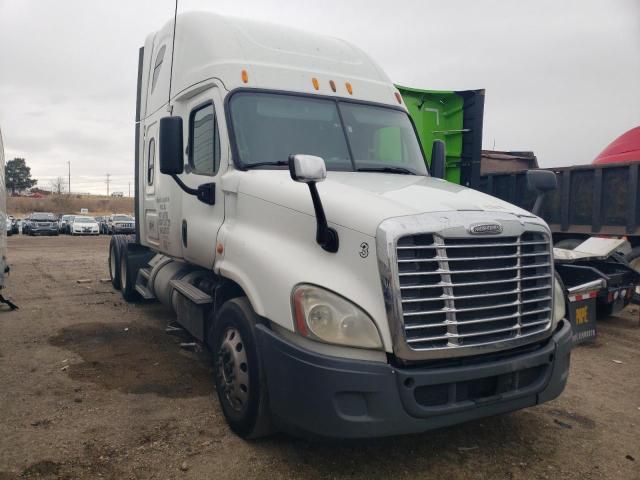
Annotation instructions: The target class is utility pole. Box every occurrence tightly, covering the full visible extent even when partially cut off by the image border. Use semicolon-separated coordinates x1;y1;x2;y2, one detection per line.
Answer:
128;181;131;197
67;161;71;194
106;173;111;196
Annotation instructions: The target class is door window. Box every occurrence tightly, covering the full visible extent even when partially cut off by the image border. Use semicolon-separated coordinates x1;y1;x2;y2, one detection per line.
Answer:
189;103;220;175
147;138;155;185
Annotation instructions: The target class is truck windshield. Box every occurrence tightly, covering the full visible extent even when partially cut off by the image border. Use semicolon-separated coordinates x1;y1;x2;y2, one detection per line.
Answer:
229;92;428;175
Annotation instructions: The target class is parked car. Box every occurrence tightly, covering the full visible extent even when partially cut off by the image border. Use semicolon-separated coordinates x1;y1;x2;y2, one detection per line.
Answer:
24;212;58;236
10;217;20;235
99;217;110;234
107;214;135;234
94;216;108;234
5;216;12;236
70;216;100;236
59;214;75;234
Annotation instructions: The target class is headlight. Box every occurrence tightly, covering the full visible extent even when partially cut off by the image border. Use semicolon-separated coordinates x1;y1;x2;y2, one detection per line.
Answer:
553;275;566;326
292;285;383;350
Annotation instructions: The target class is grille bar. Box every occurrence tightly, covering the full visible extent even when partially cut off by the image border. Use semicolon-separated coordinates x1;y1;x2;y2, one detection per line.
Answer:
406;319;551;344
403;296;551;317
399;274;552;290
401;285;550;303
399;263;551;277
398;252;549;263
405;308;552;330
397;240;548;250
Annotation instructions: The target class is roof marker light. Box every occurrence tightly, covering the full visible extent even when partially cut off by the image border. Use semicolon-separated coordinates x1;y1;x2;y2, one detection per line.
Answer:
312;77;319;90
241;69;249;84
395;92;402;104
345;82;353;95
329;80;336;92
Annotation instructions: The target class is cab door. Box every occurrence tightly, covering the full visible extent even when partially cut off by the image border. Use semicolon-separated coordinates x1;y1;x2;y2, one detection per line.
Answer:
179;85;227;268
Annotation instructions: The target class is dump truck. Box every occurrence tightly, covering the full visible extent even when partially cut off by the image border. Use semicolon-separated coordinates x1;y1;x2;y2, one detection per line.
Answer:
108;13;571;439
397;86;640;334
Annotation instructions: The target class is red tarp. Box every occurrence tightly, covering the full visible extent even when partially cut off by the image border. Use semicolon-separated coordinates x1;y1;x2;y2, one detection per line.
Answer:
592;126;640;165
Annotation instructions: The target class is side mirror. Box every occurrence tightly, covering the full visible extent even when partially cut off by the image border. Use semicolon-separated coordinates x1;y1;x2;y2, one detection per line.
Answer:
527;169;557;193
526;169;557;216
159;116;184;175
430;140;446;179
288;154;338;253
288;154;327;183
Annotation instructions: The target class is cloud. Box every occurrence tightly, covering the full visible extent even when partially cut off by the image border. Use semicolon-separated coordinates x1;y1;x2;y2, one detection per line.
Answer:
0;0;639;194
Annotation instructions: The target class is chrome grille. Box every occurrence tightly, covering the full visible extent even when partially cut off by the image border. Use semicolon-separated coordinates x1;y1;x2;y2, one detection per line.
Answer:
396;232;553;352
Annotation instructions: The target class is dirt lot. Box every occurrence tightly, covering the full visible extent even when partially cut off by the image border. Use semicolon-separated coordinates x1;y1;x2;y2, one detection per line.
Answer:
0;235;638;479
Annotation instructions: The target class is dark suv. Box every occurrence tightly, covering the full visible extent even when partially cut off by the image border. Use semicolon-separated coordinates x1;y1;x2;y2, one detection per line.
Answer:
24;212;59;236
107;214;135;234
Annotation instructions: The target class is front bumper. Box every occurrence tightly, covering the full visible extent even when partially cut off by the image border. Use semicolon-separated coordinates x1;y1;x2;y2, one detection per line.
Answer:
30;227;58;235
256;319;572;439
113;227;135;234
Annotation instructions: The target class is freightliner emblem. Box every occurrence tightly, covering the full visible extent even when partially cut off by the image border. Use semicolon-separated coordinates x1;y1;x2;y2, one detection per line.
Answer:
469;222;503;235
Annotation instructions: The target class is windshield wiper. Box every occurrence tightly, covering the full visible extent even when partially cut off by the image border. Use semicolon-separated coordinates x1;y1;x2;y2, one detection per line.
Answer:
356;166;417;175
244;161;289;169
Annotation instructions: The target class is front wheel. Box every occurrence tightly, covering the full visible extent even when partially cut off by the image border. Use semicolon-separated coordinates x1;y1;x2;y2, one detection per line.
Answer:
210;298;273;439
108;236;121;290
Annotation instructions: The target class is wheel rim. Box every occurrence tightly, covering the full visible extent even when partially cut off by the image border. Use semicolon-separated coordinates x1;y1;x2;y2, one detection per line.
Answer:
217;327;250;412
109;244;117;280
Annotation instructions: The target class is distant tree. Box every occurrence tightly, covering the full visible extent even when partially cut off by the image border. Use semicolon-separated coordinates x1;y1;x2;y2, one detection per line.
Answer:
5;158;37;195
50;176;66;195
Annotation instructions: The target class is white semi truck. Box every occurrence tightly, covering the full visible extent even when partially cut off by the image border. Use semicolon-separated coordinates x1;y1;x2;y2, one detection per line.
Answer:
109;12;571;438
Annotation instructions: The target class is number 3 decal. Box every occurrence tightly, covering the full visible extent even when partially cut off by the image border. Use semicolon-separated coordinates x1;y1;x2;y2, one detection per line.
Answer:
359;242;369;258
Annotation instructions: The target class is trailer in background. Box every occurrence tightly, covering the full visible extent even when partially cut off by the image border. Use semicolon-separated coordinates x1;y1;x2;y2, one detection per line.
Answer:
395;86;485;186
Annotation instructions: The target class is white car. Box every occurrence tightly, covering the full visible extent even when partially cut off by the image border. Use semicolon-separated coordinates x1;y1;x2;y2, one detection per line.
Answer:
70;216;100;235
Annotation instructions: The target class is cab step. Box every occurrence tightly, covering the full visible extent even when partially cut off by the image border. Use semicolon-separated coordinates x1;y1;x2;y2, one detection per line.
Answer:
170;279;213;342
170;279;213;305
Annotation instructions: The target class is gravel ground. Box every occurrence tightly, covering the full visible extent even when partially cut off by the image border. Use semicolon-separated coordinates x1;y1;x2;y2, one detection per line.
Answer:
0;235;638;479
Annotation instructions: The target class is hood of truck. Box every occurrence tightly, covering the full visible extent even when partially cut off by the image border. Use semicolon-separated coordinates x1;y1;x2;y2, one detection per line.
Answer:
232;170;534;236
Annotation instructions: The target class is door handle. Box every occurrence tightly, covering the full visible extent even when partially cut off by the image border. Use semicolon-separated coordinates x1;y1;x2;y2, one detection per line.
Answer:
182;219;188;247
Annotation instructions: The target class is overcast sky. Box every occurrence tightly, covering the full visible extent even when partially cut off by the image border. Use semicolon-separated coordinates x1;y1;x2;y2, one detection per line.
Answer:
1;0;639;194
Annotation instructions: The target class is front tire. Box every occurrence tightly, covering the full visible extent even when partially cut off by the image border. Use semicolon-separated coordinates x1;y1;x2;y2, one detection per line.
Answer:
109;236;122;290
210;298;273;439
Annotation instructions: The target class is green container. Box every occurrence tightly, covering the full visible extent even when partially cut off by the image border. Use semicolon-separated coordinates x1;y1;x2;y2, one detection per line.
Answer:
396;85;485;186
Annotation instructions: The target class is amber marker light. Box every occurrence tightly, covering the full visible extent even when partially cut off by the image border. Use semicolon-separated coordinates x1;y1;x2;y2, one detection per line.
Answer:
312;77;319;90
329;80;336;92
395;92;402;104
345;82;353;95
292;289;309;337
216;243;224;254
241;69;249;83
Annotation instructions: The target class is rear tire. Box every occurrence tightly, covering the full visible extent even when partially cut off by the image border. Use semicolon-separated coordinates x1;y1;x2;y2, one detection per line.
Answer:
109;236;123;290
210;298;274;439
